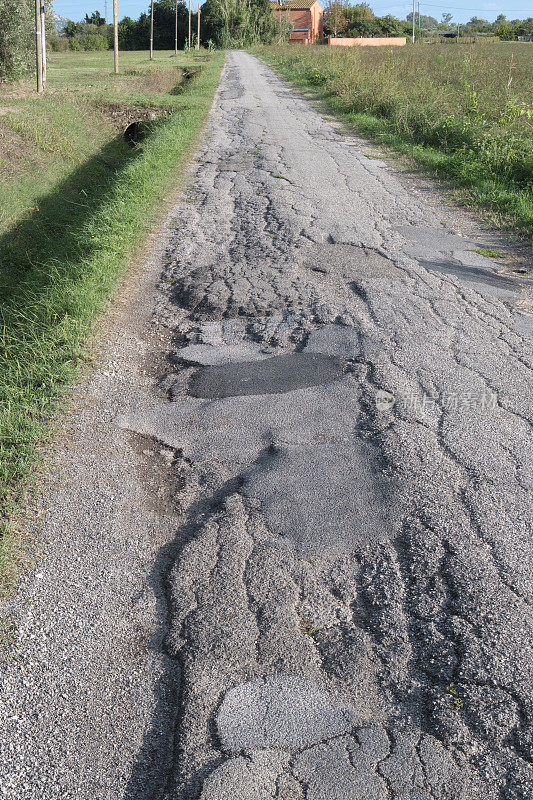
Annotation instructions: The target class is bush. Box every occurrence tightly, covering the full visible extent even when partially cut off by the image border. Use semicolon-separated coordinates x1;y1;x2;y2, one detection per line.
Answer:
48;34;70;53
0;0;34;82
70;34;109;52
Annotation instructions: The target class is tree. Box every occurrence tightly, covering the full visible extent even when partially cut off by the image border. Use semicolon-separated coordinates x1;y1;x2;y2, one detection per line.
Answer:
201;0;277;48
406;12;437;32
460;16;490;35
0;0;35;82
495;20;515;40
377;14;404;36
438;12;453;30
85;11;106;26
344;3;373;35
345;3;373;23
515;17;533;37
468;16;488;27
324;0;349;38
343;5;405;38
152;0;187;49
64;20;78;37
117;2;189;50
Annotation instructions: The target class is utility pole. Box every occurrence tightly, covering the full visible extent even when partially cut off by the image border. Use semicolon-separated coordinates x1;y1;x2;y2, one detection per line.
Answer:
417;0;420;30
150;0;154;59
104;0;108;23
412;0;415;43
35;0;43;93
175;0;178;55
40;1;46;86
188;0;191;49
113;0;118;73
196;3;201;50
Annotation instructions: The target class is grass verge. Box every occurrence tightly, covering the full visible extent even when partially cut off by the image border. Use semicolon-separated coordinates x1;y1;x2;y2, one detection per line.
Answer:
0;50;224;596
251;43;533;238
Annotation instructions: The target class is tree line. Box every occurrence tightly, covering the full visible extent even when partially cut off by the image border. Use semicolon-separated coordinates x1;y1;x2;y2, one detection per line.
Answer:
323;3;533;41
55;2;533;50
47;0;278;51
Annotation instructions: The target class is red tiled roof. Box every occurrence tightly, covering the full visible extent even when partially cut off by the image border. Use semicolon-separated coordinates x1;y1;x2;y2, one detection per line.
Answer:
269;1;322;9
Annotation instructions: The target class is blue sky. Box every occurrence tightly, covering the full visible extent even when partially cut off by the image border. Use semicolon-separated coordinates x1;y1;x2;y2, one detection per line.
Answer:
53;1;532;24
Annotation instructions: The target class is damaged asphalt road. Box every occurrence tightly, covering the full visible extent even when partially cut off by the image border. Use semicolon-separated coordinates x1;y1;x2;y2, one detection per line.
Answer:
1;52;532;800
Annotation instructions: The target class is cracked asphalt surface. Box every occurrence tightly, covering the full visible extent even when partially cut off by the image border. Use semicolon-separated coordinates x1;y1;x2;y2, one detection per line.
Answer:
1;52;532;800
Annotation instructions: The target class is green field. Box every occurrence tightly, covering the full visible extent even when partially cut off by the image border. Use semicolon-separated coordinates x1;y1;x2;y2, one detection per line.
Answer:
253;42;533;237
0;49;224;593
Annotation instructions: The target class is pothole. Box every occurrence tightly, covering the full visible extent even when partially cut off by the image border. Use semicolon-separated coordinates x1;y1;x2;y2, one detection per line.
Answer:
188;352;344;399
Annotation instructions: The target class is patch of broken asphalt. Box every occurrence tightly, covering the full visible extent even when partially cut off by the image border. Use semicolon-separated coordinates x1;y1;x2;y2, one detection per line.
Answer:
0;51;531;800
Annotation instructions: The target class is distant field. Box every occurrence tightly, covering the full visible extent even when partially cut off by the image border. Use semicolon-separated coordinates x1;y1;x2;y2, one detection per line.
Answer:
0;49;224;593
254;42;533;236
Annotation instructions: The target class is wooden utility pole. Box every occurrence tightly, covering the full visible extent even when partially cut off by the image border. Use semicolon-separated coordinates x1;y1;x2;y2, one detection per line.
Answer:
35;0;43;93
150;0;154;59
175;0;179;55
113;0;119;73
40;1;46;85
188;0;191;49
196;4;201;50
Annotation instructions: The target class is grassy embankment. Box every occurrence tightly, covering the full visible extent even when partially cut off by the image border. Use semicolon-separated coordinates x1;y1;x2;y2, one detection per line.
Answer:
253;43;533;237
0;49;224;593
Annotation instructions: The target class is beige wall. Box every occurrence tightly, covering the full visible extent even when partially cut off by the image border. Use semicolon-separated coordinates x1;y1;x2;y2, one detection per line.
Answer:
328;37;406;47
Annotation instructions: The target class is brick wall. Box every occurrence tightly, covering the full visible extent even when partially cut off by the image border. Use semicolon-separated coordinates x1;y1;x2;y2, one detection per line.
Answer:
272;5;322;43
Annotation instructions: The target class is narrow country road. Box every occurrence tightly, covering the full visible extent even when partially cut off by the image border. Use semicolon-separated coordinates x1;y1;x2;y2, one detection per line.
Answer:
0;52;531;800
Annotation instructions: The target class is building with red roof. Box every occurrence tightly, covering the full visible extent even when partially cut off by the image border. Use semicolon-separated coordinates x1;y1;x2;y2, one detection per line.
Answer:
269;0;323;44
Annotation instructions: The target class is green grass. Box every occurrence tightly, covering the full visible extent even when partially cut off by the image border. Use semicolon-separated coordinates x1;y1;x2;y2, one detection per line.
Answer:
252;42;533;238
471;247;507;258
0;49;224;594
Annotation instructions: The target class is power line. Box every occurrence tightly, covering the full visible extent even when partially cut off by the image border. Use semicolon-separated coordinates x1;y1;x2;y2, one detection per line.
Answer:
371;1;530;10
423;3;529;10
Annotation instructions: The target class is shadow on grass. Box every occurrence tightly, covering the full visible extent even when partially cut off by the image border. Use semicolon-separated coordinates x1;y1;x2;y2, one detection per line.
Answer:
0;132;144;506
0;134;138;309
169;67;201;96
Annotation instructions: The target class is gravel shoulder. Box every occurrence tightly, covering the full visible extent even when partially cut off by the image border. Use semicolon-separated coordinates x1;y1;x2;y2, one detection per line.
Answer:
0;51;531;800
